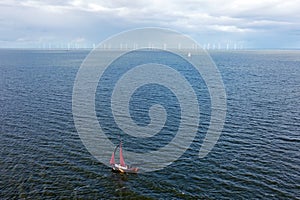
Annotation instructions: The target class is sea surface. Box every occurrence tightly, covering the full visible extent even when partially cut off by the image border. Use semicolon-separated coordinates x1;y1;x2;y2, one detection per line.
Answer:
0;49;299;199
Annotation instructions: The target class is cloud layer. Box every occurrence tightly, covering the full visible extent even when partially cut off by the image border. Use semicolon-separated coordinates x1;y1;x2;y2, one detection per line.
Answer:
0;0;299;48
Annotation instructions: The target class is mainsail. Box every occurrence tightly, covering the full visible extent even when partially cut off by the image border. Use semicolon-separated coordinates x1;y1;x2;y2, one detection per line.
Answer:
109;151;115;165
119;142;126;167
110;144;119;165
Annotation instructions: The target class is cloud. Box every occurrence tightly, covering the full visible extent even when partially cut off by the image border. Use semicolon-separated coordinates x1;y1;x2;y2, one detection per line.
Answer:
0;0;299;48
71;37;86;43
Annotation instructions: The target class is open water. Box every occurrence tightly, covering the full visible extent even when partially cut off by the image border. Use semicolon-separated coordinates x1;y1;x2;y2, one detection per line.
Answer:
0;49;299;199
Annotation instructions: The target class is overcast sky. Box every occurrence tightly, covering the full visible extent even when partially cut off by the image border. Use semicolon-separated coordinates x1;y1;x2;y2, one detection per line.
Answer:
0;0;299;49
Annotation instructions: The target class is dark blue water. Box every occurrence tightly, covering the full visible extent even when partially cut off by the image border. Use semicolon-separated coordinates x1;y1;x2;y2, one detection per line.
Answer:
1;49;299;199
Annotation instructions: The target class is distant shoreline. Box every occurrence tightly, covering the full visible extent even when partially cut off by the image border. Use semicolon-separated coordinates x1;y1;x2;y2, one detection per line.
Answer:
0;48;299;51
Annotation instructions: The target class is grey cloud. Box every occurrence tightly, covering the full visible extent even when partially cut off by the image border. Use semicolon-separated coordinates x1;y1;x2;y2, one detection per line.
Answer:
0;0;299;48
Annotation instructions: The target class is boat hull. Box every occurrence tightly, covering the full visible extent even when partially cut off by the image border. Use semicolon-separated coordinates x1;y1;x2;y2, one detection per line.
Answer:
112;165;139;174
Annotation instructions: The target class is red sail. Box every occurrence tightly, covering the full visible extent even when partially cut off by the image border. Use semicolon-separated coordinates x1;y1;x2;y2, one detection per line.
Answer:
119;142;126;167
109;151;115;165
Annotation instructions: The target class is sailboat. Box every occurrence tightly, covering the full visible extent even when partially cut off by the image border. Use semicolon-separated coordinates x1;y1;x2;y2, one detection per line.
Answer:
110;141;139;173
